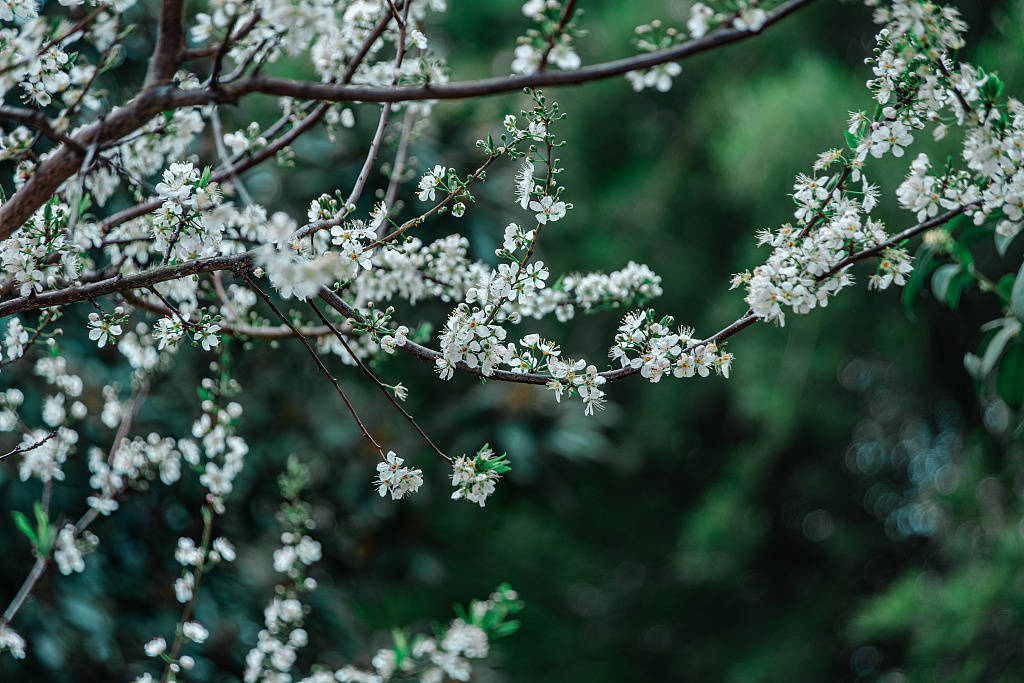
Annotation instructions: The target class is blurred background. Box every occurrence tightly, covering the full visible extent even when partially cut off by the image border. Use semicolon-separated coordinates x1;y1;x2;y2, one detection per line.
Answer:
3;0;1024;680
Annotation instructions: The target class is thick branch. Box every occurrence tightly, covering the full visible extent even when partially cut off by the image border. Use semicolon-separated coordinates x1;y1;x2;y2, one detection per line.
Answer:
146;0;187;87
0;106;85;153
0;254;252;317
99;3;404;233
0;0;810;240
0;87;211;239
223;0;815;104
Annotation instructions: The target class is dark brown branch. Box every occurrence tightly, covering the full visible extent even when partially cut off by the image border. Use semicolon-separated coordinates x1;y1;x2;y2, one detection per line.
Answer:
222;0;815;104
0;106;86;153
0;254;253;318
99;4;404;233
0;431;58;462
145;0;187;87
208;15;239;87
817;203;975;282
0;87;212;239
0;0;810;240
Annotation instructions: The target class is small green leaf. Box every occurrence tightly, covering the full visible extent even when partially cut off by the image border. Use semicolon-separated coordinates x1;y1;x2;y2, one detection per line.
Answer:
491;620;521;638
453;603;468;622
391;628;409;659
198;165;212;189
34;502;51;553
844;129;859;150
931;263;962;307
12;511;37;547
980;318;1021;377
995;230;1018;257
1011;261;1024;323
947;270;971;310
998;273;1016;302
997;343;1024;409
964;352;982;378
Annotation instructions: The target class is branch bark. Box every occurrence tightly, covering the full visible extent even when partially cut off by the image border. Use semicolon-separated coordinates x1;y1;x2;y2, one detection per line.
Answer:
222;0;815;104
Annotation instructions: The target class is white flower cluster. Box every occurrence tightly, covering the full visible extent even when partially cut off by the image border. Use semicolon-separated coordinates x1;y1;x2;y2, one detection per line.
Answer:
190;0;450;97
87;433;183;515
373;451;424;500
152;162;227;264
611;311;733;383
506;334;606;414
192;386;248;499
244;462;322;683
625;3;766;93
511;1;581;75
0;625;26;660
334;584;521;683
348;234;488;308
151;306;222;352
2;354;88;482
435;303;513;380
735;0;1023;332
53;524;99;576
3;318;28;363
740;190;898;325
512;260;663;322
0;211;68;297
257;199;378;301
417;164;447;201
84;300;129;344
865;2;1023;242
0;388;23;432
172;536;235;604
450;445;510;507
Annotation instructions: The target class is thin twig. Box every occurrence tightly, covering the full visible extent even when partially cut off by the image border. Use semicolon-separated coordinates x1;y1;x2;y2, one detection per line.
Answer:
308;299;450;461
245;275;385;455
0;431;58;462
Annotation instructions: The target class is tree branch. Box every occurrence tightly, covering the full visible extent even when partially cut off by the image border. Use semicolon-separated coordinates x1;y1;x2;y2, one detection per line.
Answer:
146;0;187;87
223;0;816;104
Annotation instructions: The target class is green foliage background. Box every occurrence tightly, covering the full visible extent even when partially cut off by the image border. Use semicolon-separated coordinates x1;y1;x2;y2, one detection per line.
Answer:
3;0;1024;680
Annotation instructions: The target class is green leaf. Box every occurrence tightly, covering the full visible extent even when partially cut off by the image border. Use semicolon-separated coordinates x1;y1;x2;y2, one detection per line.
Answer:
931;264;962;309
491;620;521;638
1010;261;1024;323
948;270;972;310
391;628;409;665
198;165;211;189
964;352;982;378
982;71;1005;99
12;511;37;547
452;603;468;622
843;129;859;150
995;230;1018;257
77;193;92;217
980;318;1021;377
997;343;1024;409
998;273;1016;302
